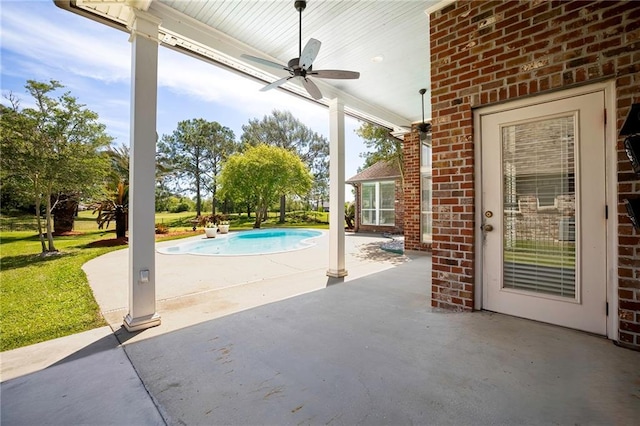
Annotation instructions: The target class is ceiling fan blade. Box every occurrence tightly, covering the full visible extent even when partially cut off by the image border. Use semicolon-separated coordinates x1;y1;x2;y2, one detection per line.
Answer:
299;38;321;70
241;54;290;71
302;77;323;100
308;69;360;80
260;76;292;92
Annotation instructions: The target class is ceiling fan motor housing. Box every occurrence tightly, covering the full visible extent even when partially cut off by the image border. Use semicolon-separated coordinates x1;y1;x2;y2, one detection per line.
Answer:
288;58;312;76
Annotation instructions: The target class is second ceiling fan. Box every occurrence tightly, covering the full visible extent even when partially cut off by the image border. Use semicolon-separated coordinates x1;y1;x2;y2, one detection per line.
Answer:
241;0;360;100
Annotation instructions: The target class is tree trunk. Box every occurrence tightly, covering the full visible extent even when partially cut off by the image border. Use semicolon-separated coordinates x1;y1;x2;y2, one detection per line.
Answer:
196;189;202;217
52;192;78;234
195;167;202;217
115;207;127;239
45;187;57;252
247;203;251;218
253;206;262;228
212;185;217;216
33;180;47;253
279;195;286;223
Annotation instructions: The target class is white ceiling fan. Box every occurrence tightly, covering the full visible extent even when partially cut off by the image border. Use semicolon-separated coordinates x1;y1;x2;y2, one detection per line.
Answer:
241;0;360;100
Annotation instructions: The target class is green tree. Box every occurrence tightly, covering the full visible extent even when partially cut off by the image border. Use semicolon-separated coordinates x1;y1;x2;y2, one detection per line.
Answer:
106;144;130;184
0;80;111;253
92;181;128;238
219;144;313;228
240;110;328;222
90;145;130;238
356;122;404;182
157;119;236;217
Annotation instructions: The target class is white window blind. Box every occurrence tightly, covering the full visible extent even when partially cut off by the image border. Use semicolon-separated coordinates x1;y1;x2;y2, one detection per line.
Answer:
501;116;576;299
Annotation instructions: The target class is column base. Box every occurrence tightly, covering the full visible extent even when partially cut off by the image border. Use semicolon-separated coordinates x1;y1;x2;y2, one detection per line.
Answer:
326;269;348;278
123;312;161;332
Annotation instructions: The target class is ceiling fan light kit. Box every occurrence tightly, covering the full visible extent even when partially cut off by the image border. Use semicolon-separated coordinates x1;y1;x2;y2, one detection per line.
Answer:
241;0;360;100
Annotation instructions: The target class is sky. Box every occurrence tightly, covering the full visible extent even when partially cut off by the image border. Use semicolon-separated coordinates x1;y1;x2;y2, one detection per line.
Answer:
0;0;371;201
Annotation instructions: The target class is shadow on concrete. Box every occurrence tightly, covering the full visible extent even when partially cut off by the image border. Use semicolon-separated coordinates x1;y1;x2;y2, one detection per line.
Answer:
349;241;410;266
47;333;121;368
1;331;164;425
4;253;640;425
116;255;640;425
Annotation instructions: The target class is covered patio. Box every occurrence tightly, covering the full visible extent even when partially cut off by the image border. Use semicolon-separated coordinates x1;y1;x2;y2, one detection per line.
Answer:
53;0;435;332
3;252;639;424
7;2;631;423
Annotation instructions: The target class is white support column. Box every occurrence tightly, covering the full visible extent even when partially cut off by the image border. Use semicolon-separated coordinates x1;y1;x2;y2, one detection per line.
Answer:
124;10;162;332
327;98;348;279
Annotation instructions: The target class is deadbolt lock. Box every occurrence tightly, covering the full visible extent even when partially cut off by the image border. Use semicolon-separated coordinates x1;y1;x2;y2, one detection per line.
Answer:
484;211;493;218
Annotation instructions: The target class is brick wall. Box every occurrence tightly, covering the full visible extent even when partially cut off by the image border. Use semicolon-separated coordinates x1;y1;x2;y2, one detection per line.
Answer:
428;0;640;346
404;128;432;251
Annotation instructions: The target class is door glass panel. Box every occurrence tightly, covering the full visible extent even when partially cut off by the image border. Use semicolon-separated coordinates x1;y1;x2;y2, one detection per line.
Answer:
421;176;432;242
502;116;576;298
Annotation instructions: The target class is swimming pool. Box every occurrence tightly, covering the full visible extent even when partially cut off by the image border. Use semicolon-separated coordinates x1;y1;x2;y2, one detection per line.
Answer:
157;228;324;256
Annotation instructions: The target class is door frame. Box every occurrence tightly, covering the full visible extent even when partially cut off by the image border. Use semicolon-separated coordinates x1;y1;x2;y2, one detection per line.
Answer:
473;81;618;339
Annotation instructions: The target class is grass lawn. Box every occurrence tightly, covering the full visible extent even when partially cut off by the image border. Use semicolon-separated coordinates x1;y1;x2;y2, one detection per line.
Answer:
0;210;329;351
0;230;119;351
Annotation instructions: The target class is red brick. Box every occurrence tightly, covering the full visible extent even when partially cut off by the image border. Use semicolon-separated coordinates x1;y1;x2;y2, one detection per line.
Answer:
425;0;639;335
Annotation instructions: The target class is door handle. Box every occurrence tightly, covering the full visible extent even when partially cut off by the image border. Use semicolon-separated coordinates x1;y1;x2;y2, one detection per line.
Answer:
482;224;494;232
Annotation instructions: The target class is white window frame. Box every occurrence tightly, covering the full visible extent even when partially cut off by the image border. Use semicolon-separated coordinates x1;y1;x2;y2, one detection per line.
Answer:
361;180;395;226
421;135;433;242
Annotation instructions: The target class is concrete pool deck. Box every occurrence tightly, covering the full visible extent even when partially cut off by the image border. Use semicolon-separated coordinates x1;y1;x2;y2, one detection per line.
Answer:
82;230;410;336
1;231;411;383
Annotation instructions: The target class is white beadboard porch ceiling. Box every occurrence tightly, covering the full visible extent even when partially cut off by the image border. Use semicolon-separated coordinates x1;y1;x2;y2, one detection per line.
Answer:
56;0;447;131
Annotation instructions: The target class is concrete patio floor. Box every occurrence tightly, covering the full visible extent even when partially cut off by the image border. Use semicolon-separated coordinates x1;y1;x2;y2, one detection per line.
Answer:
2;232;640;425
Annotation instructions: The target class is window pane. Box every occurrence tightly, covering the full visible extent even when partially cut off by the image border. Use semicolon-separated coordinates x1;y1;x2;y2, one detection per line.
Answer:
421;176;432;211
362;183;376;209
380;209;395;225
502;116;576;299
380;182;395;209
421;176;432;242
421;137;432;168
421;212;432;242
362;209;376;225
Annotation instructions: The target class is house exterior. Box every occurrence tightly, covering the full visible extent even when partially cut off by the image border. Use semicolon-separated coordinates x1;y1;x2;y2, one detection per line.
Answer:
347;160;404;234
57;0;639;351
402;0;640;349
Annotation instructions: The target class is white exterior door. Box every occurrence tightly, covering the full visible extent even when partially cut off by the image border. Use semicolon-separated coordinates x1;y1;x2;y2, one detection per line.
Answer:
479;90;607;335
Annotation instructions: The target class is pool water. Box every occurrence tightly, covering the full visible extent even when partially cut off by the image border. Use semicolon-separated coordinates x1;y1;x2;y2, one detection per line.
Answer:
158;229;324;256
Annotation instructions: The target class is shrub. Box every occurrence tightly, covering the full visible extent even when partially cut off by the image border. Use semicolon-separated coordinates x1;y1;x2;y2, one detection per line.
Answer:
155;223;169;234
170;201;191;213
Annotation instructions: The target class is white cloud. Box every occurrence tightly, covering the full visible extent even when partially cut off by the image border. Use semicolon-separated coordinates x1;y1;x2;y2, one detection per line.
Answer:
1;3;131;84
0;1;369;188
157;48;331;132
1;2;341;134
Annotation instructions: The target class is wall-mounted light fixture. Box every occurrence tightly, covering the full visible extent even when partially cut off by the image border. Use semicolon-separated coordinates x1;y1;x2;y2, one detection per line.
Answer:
620;103;640;230
625;199;640;231
620;103;640;175
417;88;431;135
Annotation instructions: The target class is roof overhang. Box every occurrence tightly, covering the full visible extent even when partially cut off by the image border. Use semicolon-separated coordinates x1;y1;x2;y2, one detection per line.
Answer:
54;0;446;132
